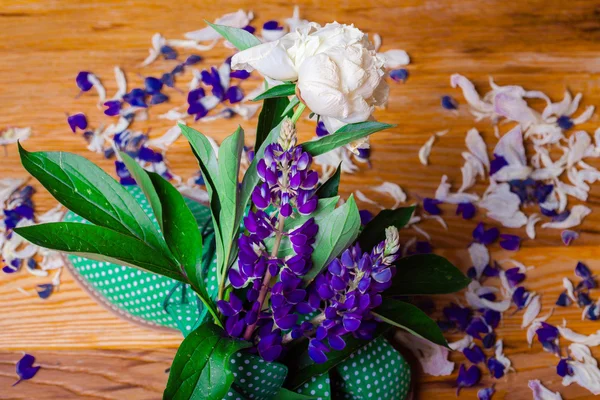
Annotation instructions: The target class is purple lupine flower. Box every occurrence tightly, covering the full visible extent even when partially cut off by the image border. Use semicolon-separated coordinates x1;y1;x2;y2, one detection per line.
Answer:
472;222;499;245
499;234;521;251
463;345;485;364
103;100;121;116
67;113;87;133
390;69;409;83
13;354;40;386
456;202;476;219
76;71;93;92
441;95;458;110
456;364;481;394
302;227;401;363
423;198;442;215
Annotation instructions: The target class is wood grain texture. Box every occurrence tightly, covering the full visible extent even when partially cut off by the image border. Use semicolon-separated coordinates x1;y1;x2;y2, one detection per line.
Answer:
2;0;600;398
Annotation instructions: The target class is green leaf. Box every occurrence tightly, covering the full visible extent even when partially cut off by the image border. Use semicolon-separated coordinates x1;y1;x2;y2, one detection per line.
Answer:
206;22;262;51
14;222;183;282
216;127;244;269
388;254;470;295
253;83;297;101
148;173;203;291
315;163;341;199
280;96;300;117
357;206;416;252
18;144;167;254
373;298;449;348
301;195;361;284
255;96;292;151
284;326;388;390
163;323;251;400
302;121;395;156
274;388;317;399
120;152;164;231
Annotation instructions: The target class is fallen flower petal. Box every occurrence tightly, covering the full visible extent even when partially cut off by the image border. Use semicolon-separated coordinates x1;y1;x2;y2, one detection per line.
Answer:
456;364;481;395
67;113;87;133
13;354;40;386
499;234;521;251
542;205;591;229
528;380;563;400
562;343;600;395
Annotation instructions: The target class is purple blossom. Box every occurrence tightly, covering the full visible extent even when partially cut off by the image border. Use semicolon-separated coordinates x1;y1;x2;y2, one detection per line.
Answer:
225;86;244;103
575;262;592;279
577;291;592;307
499;234;521;251
504;267;525;287
187;88;208;119
472;223;499;245
561;230;579;246
103;100;121;116
144;77;163;94
536;322;560;354
243;25;256;34
466;317;490;339
489;155;508;176
483;309;501;329
441;95;458;110
201;67;225;99
557;115;574;130
67;113;88;133
390;69;409;83
76;71;93;92
482;332;496;349
508;179;552;204
442;303;472;331
456;364;480;394
263;20;283;30
13;354;40;386
512;286;530;310
423;198;442;215
487;357;505;379
463;345;485;364
456;203;476;219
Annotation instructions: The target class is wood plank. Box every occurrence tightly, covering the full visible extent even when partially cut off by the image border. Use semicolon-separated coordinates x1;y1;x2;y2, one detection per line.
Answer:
2;0;600;399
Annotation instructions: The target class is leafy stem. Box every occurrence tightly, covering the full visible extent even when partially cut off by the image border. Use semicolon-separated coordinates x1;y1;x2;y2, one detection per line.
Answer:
291;103;306;124
242;213;285;340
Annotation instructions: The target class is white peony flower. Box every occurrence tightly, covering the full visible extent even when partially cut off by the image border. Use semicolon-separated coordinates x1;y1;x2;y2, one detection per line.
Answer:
231;22;388;133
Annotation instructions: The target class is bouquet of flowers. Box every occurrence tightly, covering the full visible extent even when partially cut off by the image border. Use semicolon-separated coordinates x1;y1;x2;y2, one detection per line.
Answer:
15;22;469;399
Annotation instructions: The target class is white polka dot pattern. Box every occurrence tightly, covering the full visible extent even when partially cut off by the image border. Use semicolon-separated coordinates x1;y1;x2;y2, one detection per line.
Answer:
224;352;288;399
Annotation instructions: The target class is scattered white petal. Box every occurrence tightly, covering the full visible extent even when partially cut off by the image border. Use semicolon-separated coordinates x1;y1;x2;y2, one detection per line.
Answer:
572;105;595;125
354;190;382;209
380;49;410;68
468;243;489;280
418;135;436;166
185;9;253;41
0;178;25;204
448;335;473;351
112;66;127;100
522;295;541;329
494;339;513;375
542;205;591;229
146;123;182;150
563;277;578;303
0;127;32;146
528;380;563;400
395;330;454;376
562;343;600;395
87;73;106;106
373;182;407;208
526;213;541;239
422;214;448;230
450;74;494;116
435;175;479;204
558;325;600;346
465;128;490;170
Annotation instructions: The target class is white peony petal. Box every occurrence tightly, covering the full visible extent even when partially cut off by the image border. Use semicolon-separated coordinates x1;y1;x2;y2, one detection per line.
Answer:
185;9;253;41
373;182;407;208
450;74;494;115
468;242;489;280
419;135;436;166
494;125;527;166
232;41;298;81
465;128;490;170
542;205;591;229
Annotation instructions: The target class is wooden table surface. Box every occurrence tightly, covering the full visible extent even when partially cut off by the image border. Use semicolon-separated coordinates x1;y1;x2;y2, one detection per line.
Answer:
2;0;600;398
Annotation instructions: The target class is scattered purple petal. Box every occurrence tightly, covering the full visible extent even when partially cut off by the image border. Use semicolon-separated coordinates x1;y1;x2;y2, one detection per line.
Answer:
390;69;409;83
575;261;592;280
13;354;40;386
456;202;476;219
557;115;574;130
359;210;373;225
489;155;508;176
423;198;442;215
160;45;178;60
487;357;505;379
552;210;570;222
263;20;283;30
36;284;53;299
67;113;87;133
556;358;573;377
76;71;93;92
463;345;485;364
103;100;121;117
555;291;572;307
561;230;579;246
456;364;481;395
441;95;458;110
477;386;495;400
230;70;251;80
316;121;329;137
123;88;147;108
184;55;203;65
499;234;521;251
225;86;244;104
472;222;499;245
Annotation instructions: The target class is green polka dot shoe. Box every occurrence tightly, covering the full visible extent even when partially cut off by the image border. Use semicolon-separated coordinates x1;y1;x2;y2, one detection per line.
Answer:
63;186;412;399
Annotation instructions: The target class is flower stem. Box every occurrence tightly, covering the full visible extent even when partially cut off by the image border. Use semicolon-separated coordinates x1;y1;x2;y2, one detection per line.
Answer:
291;103;306;124
242;213;286;341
